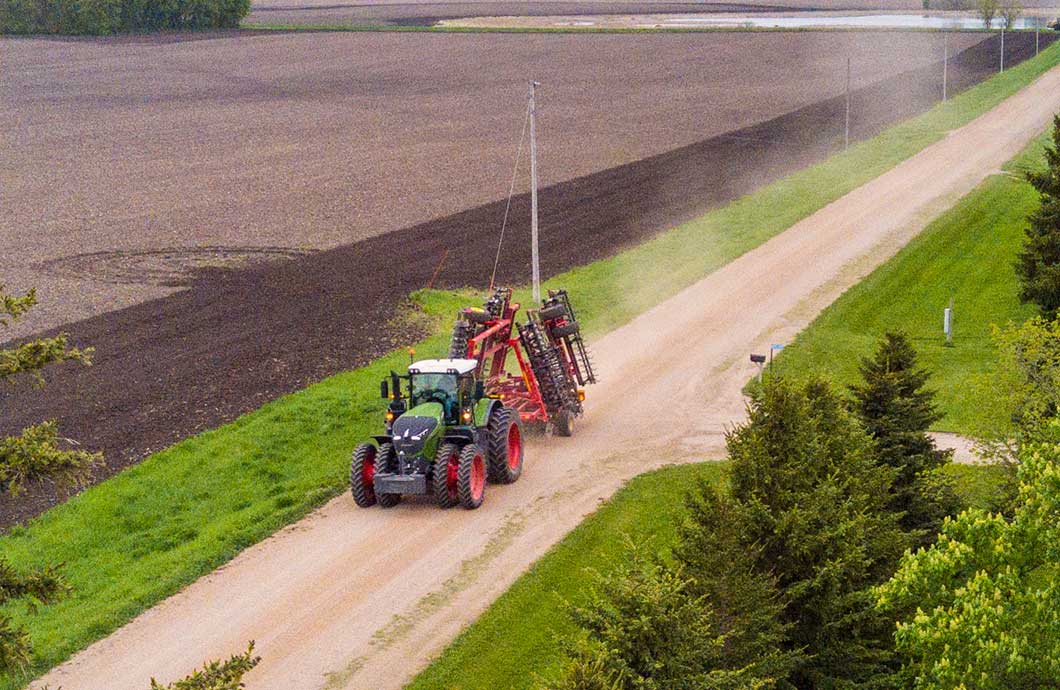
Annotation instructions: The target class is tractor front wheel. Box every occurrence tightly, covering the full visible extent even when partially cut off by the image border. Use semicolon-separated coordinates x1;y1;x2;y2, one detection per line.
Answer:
487;408;523;484
376;443;401;508
457;444;487;509
351;443;379;508
433;443;461;508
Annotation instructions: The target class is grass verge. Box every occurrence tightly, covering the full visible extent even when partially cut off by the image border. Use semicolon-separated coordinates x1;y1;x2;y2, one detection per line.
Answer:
405;461;1005;690
767;133;1050;434
1;40;1058;689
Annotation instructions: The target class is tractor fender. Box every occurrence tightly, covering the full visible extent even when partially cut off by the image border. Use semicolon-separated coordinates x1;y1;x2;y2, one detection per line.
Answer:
474;397;502;428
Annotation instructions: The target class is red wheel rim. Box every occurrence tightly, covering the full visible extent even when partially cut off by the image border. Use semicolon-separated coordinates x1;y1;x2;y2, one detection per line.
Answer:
363;448;377;501
446;451;460;501
471;453;485;501
508;424;522;470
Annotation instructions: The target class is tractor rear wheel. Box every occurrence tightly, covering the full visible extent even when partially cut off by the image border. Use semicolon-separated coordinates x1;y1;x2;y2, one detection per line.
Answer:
376;443;401;508
351;443;379;507
433;443;461;508
555;409;575;437
487;408;523;484
457;444;487;509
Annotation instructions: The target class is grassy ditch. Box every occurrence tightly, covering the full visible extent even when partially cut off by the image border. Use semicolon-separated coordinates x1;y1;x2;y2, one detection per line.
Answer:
767;134;1049;435
1;41;1058;689
404;461;1006;690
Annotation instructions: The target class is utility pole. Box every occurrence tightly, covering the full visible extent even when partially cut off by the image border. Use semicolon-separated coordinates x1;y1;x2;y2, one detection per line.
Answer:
1000;28;1005;72
529;80;541;304
943;32;949;101
844;56;851;150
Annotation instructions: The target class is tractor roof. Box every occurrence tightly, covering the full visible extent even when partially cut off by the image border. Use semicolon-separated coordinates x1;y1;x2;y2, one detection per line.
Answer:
409;358;478;375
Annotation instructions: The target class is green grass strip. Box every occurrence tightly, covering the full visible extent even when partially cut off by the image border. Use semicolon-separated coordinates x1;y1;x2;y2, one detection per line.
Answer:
1;40;1058;690
768;133;1050;434
405;461;1004;690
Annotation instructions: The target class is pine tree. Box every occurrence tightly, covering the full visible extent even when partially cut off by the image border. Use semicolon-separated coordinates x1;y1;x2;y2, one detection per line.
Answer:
0;285;101;672
1016;114;1060;318
682;378;909;689
849;332;958;540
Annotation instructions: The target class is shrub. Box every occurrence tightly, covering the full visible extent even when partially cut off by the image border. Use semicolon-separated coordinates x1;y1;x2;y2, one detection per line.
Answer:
0;0;249;35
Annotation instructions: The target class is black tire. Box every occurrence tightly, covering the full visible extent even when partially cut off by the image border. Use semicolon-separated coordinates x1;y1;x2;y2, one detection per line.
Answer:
457;443;487;509
539;303;567;320
350;442;378;508
433;443;460;508
555;409;575;437
551;321;580;338
486;407;523;484
375;443;401;508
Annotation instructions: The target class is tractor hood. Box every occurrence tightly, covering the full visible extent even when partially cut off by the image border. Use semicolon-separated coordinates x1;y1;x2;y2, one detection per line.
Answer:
392;403;443;459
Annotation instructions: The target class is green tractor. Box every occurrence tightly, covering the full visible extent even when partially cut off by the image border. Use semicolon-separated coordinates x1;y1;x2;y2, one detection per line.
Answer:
350;358;523;510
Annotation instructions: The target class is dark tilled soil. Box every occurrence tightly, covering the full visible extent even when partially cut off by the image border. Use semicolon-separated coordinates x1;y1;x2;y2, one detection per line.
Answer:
0;32;1051;527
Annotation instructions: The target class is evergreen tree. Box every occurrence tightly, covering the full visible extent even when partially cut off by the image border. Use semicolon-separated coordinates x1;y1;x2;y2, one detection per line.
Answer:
849;332;959;540
0;285;101;672
548;545;797;690
683;378;908;689
150;642;260;690
1016;114;1060;317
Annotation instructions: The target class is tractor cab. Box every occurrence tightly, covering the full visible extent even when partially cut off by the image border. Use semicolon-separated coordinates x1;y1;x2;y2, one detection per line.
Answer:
407;359;480;424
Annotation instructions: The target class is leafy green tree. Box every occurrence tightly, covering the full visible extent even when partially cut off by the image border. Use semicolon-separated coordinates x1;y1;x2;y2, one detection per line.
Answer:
150;642;260;690
977;317;1060;510
876;432;1060;690
849;332;959;540
0;285;101;671
1016;114;1060;318
683;378;909;689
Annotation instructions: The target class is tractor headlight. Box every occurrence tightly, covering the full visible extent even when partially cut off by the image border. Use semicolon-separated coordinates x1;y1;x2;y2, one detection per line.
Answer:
386;411;395;422
462;410;472;423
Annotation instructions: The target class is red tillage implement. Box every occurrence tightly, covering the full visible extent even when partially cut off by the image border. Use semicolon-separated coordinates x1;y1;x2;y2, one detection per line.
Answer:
449;287;596;436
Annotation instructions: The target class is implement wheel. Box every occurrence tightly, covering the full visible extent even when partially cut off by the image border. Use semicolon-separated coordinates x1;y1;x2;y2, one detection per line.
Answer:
433;443;461;508
555;409;575;437
457;444;487;510
539;303;567;320
487;408;523;484
351;443;379;507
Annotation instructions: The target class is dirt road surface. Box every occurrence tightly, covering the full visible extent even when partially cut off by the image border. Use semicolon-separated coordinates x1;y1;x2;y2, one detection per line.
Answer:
34;60;1060;690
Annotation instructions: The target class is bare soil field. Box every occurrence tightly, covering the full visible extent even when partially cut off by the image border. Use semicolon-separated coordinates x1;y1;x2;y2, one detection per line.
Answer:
4;30;1051;526
1;30;979;339
35;62;1060;690
243;0;1060;28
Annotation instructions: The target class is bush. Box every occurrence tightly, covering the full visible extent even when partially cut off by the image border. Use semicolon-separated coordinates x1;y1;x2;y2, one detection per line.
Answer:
0;0;248;35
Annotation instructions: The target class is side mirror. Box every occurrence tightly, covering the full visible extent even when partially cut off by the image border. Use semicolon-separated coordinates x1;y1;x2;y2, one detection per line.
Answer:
380;380;389;399
475;381;486;399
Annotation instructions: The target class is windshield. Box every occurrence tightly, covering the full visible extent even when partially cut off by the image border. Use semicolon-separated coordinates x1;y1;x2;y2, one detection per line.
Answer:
410;373;459;412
